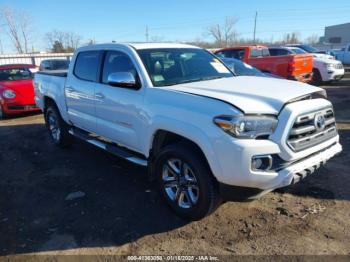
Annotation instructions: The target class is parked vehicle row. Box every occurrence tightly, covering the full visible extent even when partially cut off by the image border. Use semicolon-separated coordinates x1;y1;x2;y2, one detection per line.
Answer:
34;43;342;220
214;45;314;82
215;44;345;86
268;46;344;86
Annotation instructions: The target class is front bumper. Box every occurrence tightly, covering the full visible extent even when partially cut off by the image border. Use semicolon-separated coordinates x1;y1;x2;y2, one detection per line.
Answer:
218;142;342;200
212;99;341;195
0;100;40;115
278;142;342;187
324;68;345;81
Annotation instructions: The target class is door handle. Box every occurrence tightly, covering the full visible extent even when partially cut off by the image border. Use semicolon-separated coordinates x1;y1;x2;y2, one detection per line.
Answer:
95;93;105;99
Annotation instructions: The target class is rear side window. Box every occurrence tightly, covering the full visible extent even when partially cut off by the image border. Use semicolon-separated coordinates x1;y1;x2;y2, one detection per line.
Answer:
74;51;101;82
269;49;289;56
217;49;245;60
274;49;290;56
251;48;270;57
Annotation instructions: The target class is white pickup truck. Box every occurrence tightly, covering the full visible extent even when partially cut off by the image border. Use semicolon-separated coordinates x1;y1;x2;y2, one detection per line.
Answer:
34;43;342;220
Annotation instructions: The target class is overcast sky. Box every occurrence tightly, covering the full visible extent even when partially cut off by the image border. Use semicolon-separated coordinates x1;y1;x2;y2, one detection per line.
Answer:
0;0;350;53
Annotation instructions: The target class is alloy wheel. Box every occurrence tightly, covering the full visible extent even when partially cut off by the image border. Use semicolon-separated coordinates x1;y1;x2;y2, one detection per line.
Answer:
48;112;61;142
162;158;200;209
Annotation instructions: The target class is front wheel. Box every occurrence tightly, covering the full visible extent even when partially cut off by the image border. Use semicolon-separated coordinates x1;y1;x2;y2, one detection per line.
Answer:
155;143;221;220
45;105;73;147
311;68;323;86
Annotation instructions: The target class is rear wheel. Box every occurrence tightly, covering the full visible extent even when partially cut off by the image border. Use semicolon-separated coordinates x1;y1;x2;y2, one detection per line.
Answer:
312;68;323;86
155;143;221;220
45;105;73;147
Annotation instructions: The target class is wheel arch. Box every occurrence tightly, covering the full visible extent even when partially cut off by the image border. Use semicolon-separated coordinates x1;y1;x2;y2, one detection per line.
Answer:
148;129;222;182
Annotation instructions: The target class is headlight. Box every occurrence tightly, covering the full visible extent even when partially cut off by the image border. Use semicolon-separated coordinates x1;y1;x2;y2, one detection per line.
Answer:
214;115;278;139
2;89;16;99
325;63;334;69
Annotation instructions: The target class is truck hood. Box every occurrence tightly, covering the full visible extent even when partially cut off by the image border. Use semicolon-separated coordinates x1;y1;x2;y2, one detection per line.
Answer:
166;76;323;115
312;53;334;60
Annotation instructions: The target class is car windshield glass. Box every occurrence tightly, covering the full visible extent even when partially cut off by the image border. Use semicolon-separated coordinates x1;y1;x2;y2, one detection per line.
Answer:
300;45;319;53
0;68;33;81
289;48;306;54
51;60;69;69
221;58;264;76
137;48;233;87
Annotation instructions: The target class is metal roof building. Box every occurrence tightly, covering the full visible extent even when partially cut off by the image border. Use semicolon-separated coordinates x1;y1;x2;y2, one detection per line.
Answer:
324;23;350;48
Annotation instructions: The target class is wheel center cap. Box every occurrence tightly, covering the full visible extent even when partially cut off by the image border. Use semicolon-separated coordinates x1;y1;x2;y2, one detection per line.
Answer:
179;177;186;186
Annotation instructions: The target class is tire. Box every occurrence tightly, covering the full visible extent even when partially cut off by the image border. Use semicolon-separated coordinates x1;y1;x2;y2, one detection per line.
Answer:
155;142;221;220
0;105;5;120
45;104;73;147
311;68;323;86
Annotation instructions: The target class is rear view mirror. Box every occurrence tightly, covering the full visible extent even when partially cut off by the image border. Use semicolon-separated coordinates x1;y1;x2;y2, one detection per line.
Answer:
107;72;137;88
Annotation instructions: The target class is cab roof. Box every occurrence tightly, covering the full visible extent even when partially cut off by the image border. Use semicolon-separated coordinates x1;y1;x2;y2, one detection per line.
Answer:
78;42;200;51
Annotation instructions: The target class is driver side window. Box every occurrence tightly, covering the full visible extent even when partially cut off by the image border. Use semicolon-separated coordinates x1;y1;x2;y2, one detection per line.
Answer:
102;51;137;84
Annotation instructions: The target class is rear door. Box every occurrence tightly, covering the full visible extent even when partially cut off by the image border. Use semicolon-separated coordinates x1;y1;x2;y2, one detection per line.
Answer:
65;50;102;132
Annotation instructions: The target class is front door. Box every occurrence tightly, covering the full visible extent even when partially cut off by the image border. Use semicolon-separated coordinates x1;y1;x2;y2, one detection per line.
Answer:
95;50;145;152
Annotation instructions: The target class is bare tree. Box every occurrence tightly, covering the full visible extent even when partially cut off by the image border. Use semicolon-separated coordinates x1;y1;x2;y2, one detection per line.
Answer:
282;32;301;44
66;32;82;50
207;17;238;47
0;7;34;53
45;30;82;52
305;34;319;45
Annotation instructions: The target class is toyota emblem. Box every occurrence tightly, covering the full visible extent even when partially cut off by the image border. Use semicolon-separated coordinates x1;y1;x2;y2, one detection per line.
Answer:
314;114;326;131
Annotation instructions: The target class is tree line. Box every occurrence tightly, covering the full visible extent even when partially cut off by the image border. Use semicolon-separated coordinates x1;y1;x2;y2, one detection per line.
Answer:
0;6;83;54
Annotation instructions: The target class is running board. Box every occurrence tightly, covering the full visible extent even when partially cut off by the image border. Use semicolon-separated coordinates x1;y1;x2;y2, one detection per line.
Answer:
69;128;148;166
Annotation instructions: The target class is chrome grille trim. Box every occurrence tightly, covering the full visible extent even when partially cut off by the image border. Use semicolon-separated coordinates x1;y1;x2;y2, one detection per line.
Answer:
334;63;343;69
287;107;337;152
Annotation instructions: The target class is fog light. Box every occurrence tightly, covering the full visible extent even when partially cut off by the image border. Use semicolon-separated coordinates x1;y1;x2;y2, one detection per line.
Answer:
251;155;273;171
252;158;263;169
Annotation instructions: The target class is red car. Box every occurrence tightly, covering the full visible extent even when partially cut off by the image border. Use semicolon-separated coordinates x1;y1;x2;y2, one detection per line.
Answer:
0;64;40;119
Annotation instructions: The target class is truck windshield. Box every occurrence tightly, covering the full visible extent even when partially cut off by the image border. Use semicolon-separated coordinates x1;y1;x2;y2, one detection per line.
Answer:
0;68;33;81
137;48;233;87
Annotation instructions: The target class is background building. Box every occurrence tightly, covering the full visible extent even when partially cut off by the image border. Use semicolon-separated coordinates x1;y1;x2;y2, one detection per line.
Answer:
324;22;350;49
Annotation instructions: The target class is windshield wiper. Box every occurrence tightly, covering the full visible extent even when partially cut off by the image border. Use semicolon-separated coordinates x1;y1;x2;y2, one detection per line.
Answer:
177;76;226;85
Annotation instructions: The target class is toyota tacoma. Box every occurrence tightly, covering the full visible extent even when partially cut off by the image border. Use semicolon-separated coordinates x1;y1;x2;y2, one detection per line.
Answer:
34;43;342;220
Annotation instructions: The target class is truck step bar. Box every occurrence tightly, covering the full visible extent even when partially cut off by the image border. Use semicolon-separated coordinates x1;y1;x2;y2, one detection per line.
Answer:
68;128;148;166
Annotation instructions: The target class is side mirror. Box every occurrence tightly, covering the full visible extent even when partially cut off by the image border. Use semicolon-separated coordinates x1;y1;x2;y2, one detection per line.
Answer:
107;72;137;88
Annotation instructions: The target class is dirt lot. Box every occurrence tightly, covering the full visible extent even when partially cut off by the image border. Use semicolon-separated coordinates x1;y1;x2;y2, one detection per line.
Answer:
0;82;350;258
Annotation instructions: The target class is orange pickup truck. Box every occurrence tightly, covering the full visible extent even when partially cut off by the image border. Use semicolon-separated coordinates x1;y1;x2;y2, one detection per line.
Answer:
214;45;313;82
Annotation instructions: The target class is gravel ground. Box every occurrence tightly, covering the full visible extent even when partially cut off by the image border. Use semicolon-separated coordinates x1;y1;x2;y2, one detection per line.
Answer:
0;81;349;259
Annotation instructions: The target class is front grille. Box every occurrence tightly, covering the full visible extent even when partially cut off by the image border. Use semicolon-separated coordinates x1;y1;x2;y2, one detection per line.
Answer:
287;107;337;152
334;63;343;69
